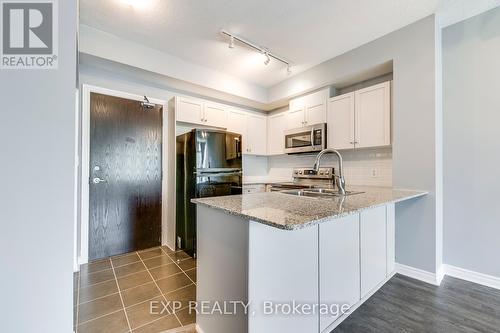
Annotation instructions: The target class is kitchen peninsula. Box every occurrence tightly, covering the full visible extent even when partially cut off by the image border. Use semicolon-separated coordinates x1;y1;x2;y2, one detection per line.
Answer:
192;186;427;333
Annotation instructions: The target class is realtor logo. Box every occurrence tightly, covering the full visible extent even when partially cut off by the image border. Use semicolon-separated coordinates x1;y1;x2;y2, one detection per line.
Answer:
1;0;58;69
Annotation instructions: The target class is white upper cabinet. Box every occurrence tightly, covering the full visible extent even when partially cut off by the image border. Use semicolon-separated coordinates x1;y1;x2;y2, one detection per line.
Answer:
267;112;287;155
175;97;228;128
304;89;328;126
355;81;391;148
247;114;267;155
328;92;355;150
204;102;228;128
286;104;306;129
227;109;248;150
287;88;329;129
227;109;267;155
175;97;204;124
327;81;391;150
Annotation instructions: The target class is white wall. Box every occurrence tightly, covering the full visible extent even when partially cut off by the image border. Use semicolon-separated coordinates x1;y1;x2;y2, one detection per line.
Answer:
443;6;500;277
0;1;77;332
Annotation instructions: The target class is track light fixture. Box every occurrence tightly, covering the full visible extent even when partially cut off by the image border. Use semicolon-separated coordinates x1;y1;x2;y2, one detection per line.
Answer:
221;30;292;74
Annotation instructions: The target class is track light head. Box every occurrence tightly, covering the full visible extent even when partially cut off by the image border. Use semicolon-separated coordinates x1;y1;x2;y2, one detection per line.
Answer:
287;64;292;75
264;52;271;65
229;35;235;49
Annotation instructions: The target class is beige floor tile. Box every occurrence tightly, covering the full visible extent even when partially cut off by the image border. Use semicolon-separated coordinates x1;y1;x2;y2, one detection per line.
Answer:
160;246;177;255
78;293;123;324
156;273;192;295
79;279;119;304
132;314;181;333
138;247;164;260
143;254;174;269
77;310;129;333
81;258;111;274
117;270;153;291
163;324;197;333
126;296;170;329
149;263;182;280
184;268;196;283
175;307;196;326
112;252;141;267
164;284;196;311
167;251;191;263
178;258;196;271
121;282;161;308
80;269;115;287
114;261;146;278
74;249;196;333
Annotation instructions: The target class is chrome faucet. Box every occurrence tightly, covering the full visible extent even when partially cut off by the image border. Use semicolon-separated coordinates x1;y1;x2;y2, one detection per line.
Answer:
313;149;346;195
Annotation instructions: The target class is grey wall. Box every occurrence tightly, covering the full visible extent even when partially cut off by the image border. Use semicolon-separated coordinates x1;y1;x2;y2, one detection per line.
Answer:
443;7;500;277
269;16;440;273
0;1;77;332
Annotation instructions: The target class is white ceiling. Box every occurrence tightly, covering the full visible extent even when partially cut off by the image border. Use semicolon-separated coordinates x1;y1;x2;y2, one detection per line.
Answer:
80;0;500;89
80;0;441;87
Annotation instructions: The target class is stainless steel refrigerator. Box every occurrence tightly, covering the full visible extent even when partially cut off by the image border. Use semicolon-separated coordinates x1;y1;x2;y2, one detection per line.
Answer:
176;129;243;257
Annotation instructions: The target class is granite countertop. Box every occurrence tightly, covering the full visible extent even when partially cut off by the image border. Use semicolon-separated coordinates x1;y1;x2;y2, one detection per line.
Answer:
192;186;428;230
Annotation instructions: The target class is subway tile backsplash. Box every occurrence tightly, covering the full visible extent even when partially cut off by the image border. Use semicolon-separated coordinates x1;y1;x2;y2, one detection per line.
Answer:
244;147;392;187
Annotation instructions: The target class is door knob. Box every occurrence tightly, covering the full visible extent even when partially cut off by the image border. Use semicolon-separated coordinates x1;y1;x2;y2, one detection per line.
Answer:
93;177;107;184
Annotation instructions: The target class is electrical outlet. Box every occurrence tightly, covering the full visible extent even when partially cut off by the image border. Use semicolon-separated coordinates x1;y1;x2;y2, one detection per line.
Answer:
371;168;379;178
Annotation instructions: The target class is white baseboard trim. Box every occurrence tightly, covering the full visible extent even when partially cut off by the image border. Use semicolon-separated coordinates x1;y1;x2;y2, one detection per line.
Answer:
395;263;441;286
73;260;79;273
443;264;500;290
436;265;445;285
395;263;500;291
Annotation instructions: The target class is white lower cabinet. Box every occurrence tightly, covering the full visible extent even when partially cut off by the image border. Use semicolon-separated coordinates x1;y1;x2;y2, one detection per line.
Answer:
386;203;396;275
319;214;360;332
360;206;387;298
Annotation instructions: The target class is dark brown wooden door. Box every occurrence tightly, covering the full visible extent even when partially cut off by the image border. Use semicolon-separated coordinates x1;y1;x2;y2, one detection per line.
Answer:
89;93;162;260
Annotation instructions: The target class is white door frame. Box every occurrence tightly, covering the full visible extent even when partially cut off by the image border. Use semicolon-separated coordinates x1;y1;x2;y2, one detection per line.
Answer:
79;84;173;265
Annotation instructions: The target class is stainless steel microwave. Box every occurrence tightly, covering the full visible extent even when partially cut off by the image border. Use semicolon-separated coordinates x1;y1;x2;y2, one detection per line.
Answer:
284;123;327;154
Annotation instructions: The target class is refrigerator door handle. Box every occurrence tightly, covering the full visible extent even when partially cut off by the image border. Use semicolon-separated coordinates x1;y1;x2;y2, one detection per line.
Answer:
193;171;243;177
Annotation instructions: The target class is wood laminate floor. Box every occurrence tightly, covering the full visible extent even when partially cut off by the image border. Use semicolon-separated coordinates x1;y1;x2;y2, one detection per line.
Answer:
334;274;500;333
